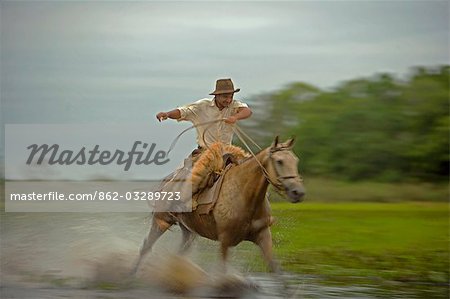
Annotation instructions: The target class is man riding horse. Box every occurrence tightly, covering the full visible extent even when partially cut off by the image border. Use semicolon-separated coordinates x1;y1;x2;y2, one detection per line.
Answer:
132;79;305;278
155;78;252;211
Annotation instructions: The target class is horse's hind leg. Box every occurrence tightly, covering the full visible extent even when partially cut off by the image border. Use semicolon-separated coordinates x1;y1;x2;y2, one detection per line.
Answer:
178;223;196;255
131;213;173;275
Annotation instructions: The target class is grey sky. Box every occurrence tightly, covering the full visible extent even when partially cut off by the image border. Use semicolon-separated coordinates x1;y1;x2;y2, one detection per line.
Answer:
1;1;448;178
2;0;449;125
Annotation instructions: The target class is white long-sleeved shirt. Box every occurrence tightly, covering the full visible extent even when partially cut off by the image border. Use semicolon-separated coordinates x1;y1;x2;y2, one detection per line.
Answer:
177;98;249;148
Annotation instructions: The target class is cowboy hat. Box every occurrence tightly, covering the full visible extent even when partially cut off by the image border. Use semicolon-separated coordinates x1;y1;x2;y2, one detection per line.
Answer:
209;78;240;95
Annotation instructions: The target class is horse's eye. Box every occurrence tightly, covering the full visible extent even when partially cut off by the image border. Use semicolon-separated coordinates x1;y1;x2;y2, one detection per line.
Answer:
277;160;283;165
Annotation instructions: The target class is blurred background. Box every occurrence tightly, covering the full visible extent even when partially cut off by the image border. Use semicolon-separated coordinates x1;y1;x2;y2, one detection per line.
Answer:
1;1;448;298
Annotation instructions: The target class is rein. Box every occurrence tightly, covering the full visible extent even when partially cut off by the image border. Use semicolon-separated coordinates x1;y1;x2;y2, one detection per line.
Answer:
166;119;225;156
165;119;290;195
233;127;297;196
231;126;284;191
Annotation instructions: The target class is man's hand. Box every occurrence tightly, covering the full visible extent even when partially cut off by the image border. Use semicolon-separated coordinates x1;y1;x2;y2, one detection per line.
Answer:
224;116;238;124
156;109;181;122
225;107;252;124
156;112;168;122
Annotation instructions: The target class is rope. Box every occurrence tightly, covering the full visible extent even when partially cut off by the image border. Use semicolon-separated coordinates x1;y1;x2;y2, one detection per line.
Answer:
234;125;262;150
166;119;225;156
166;118;258;155
232;125;285;194
164;118;286;196
231;126;268;174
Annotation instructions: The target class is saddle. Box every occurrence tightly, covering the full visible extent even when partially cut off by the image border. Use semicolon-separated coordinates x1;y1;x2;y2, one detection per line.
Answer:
190;143;248;214
193;163;233;214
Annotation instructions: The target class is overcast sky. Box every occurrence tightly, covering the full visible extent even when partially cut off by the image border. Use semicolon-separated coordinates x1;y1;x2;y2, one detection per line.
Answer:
2;0;449;125
1;1;449;178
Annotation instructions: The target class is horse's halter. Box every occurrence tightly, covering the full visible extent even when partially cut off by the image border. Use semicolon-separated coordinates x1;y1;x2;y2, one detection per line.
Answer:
227;124;301;193
266;146;302;192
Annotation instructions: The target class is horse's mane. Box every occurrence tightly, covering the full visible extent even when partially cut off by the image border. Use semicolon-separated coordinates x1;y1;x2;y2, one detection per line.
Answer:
236;146;271;166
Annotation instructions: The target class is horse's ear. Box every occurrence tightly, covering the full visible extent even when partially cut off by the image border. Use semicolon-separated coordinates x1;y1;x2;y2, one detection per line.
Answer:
286;136;296;148
272;136;279;148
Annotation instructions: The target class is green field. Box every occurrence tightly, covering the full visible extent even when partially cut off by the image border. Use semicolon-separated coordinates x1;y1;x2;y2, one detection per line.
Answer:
1;180;449;296
269;177;449;202
233;201;449;297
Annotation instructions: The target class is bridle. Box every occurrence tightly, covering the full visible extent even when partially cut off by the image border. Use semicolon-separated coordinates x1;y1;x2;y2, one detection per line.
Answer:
267;146;303;192
164;119;301;194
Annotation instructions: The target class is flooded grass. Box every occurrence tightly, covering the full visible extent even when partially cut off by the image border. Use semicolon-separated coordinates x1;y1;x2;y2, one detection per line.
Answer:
1;176;448;298
231;201;449;297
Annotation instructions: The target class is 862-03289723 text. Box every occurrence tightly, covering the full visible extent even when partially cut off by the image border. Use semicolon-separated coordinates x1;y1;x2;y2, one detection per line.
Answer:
9;191;181;201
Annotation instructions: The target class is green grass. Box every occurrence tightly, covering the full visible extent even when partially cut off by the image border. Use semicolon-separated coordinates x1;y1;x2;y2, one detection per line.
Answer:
269;177;449;202
236;202;449;288
2;180;448;295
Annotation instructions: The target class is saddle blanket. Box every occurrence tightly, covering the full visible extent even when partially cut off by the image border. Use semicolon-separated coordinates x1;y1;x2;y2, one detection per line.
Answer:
193;164;233;215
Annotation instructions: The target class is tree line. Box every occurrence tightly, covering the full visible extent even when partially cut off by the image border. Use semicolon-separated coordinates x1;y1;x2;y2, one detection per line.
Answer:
240;66;449;182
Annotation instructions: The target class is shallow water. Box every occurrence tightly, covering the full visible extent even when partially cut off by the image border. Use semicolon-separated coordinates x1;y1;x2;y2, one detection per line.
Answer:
1;212;448;298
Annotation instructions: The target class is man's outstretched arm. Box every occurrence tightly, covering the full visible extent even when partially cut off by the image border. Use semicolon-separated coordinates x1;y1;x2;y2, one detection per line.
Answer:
156;109;181;122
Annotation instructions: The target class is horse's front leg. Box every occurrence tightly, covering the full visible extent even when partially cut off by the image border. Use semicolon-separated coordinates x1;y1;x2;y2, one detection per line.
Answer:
178;223;196;254
131;213;173;275
255;227;280;273
217;233;231;273
255;228;292;296
220;242;230;273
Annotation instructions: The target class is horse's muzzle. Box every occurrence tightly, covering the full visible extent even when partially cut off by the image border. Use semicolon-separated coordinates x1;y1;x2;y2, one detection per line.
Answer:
286;185;305;203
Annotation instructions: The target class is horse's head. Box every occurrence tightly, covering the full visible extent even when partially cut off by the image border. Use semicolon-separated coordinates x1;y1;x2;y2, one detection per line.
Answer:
266;136;305;203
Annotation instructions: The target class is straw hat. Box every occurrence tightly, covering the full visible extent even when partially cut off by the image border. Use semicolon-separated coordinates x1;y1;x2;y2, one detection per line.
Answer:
209;78;240;95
